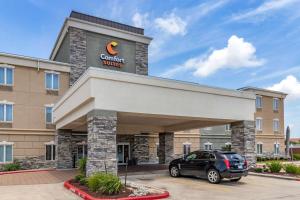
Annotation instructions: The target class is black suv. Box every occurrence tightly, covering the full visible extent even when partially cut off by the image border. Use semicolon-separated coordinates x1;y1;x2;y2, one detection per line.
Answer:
169;150;248;184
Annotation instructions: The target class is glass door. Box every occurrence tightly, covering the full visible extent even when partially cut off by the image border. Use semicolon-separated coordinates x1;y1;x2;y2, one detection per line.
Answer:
117;143;130;165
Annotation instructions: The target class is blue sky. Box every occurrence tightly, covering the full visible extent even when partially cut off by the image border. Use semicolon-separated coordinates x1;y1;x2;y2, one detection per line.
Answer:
0;0;299;137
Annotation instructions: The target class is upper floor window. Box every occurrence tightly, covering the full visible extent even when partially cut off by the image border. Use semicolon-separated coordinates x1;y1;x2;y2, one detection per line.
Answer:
45;106;53;124
0;66;13;86
45;141;56;161
183;143;191;156
256;96;262;109
273;119;280;132
0;102;13;122
256;143;263;155
256;118;262;131
45;72;59;90
204;142;213;151
0;141;13;163
273;98;279;111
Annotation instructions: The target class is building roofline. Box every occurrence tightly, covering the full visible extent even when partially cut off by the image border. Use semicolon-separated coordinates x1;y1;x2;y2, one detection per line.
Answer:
238;86;288;96
0;52;71;72
49;12;152;60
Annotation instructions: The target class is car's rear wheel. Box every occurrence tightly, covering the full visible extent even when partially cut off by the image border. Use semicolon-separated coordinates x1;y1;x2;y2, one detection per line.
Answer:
230;177;242;182
207;168;221;184
169;165;180;177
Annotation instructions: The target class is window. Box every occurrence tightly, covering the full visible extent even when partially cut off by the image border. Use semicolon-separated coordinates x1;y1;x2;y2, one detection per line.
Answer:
0;66;13;86
183;143;191;155
45;72;59;90
273;98;279;111
0;102;13;122
45;106;53;124
0;141;13;163
203;127;212;131
257;143;263;155
256;118;262;131
45;142;56;161
256;96;262;109
274;143;280;155
225;124;231;131
225;142;231;150
155;143;159;158
273;119;280;132
204;142;213;150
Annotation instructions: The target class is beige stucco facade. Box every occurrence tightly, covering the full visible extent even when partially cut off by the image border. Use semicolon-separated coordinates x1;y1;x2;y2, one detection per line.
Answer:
0;53;70;163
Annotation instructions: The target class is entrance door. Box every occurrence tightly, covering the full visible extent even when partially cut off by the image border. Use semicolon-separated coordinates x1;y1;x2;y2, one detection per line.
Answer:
117;143;130;165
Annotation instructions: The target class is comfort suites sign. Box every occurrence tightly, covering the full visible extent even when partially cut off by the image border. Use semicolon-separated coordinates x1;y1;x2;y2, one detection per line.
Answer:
100;41;125;68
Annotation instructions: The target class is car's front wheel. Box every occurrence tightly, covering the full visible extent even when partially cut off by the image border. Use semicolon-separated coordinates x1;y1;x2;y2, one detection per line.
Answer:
207;168;221;184
169;165;180;177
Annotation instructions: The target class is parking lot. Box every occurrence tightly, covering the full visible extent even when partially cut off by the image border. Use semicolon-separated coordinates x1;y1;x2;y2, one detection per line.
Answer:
0;171;299;200
129;174;300;200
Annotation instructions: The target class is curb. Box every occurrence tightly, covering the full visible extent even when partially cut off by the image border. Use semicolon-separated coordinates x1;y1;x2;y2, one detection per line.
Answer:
249;172;300;181
64;179;170;200
0;168;55;176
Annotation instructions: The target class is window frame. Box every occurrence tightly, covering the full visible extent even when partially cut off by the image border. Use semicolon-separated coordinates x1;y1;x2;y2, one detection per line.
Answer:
45;141;56;161
204;142;213;151
256;143;263;155
45;71;60;91
255;117;263;131
256;95;262;109
274;142;280;155
183;143;191;156
0;101;14;123
225;124;231;131
273;98;279;111
0;141;14;164
0;65;14;86
45;105;54;124
273;119;280;132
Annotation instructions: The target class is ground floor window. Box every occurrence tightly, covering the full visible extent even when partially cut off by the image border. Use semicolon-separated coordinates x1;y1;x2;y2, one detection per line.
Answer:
257;143;263;155
274;143;280;155
0;141;13;163
204;142;213;151
155;143;159;158
183;143;191;155
45;142;56;161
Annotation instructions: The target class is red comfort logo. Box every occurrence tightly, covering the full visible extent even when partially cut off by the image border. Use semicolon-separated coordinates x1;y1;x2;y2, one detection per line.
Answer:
106;41;118;55
100;41;125;68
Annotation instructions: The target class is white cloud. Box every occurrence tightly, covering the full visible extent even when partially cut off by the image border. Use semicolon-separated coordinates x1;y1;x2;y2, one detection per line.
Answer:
154;13;187;36
132;12;149;28
231;0;299;21
267;75;300;100
161;35;264;78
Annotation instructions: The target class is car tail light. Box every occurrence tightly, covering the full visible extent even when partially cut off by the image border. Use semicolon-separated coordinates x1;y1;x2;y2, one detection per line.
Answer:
224;159;230;169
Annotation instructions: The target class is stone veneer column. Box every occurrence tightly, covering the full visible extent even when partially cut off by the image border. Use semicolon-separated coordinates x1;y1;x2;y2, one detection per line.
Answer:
69;27;87;86
86;110;117;176
135;42;148;75
231;121;256;166
56;130;73;169
133;134;150;164
158;132;174;164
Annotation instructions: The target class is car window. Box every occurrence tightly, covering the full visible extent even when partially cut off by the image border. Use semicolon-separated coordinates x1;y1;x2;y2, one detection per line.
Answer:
196;152;210;159
223;153;244;160
186;153;197;160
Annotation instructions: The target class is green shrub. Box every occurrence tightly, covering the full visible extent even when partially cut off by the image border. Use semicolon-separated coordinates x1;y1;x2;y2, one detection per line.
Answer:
254;168;263;173
284;164;300;175
3;163;21;171
293;154;300;161
75;174;85;182
87;173;122;195
78;158;87;175
266;161;283;173
79;177;87;186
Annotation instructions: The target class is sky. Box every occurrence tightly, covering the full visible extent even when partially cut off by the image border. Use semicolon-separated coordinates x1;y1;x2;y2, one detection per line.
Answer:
0;0;299;137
